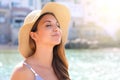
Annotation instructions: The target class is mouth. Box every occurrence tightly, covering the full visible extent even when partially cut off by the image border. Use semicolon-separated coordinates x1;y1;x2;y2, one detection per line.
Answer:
51;33;61;37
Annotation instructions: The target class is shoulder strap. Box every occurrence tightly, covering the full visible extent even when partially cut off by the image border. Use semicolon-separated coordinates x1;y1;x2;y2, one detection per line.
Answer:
23;62;38;76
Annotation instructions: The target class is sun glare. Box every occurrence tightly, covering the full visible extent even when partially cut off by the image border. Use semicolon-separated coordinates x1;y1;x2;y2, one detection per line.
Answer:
96;0;120;36
88;0;120;37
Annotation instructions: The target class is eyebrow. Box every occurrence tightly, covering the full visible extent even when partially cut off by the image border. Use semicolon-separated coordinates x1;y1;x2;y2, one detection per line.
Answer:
43;20;51;23
43;20;58;24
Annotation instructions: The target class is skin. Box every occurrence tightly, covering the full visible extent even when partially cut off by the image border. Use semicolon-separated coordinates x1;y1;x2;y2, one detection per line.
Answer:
10;14;62;80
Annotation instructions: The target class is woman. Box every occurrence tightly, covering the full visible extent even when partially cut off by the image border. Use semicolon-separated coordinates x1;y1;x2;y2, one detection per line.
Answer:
10;2;71;80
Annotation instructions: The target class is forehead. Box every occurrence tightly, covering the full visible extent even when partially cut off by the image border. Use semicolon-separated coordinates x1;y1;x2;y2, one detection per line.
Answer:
39;14;58;23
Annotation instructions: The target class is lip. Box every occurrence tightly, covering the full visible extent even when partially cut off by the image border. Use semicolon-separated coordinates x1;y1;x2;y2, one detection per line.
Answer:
51;33;60;37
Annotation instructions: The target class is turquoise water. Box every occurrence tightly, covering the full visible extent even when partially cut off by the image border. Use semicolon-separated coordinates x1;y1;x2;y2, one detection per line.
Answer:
1;49;120;80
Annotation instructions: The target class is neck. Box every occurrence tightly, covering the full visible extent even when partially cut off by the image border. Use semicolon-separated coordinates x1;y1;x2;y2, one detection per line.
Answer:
32;45;54;68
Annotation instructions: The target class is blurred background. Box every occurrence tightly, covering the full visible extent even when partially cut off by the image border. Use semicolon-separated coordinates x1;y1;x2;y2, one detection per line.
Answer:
1;0;120;80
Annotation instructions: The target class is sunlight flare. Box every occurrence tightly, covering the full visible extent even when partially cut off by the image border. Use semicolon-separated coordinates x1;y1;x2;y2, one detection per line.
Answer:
84;0;120;36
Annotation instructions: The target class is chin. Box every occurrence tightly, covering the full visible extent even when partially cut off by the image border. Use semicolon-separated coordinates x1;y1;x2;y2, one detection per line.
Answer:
53;41;61;45
50;39;61;46
55;42;61;45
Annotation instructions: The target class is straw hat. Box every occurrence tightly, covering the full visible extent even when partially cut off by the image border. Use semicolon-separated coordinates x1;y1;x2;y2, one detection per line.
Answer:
18;2;71;58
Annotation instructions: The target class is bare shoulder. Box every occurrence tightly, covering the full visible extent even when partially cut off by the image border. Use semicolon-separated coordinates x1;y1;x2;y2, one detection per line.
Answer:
10;62;34;80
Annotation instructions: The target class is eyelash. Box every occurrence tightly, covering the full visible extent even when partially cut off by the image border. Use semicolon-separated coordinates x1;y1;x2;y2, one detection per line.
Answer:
57;25;60;28
46;25;51;27
46;25;60;28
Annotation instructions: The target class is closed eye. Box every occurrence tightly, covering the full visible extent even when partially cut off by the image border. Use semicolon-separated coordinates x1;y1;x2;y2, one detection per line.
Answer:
46;25;51;27
57;25;60;28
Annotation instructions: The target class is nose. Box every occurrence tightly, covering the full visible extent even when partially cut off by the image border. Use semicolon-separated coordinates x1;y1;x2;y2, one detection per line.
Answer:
53;25;59;32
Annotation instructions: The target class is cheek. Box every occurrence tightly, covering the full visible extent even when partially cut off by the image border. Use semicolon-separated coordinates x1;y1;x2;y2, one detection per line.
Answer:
37;30;49;39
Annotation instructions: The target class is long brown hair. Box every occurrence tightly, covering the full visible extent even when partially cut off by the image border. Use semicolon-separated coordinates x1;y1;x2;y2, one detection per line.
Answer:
53;43;70;80
29;12;70;80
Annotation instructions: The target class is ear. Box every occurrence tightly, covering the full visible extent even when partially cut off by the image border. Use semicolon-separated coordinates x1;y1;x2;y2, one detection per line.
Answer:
30;32;37;41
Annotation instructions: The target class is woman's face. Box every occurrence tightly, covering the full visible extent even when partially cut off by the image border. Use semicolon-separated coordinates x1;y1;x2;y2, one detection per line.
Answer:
31;14;62;47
